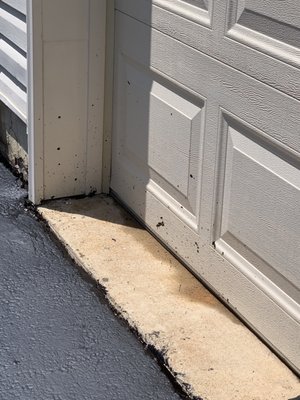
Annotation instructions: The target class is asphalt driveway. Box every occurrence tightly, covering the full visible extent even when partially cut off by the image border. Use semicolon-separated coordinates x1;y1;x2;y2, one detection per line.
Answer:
0;160;183;400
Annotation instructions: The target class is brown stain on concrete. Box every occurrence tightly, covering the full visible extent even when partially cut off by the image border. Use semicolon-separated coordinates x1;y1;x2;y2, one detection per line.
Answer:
42;196;232;312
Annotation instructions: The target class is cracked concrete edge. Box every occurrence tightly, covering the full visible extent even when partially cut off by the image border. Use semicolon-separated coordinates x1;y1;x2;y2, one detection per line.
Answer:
40;219;195;398
38;196;300;400
99;296;195;398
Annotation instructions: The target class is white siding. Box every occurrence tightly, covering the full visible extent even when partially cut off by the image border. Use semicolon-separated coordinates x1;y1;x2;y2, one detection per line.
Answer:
0;0;27;121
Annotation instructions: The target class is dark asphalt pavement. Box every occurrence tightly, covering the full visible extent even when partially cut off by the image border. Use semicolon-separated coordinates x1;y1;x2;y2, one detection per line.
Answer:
0;161;183;400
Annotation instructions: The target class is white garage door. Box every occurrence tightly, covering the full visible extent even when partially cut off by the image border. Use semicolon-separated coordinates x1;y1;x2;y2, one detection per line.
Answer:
111;0;300;372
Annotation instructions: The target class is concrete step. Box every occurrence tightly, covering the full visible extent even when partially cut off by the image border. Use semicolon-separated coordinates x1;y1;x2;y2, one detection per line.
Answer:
39;195;300;400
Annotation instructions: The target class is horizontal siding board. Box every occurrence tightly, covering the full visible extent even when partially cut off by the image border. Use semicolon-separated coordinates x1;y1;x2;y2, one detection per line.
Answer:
0;70;27;121
1;0;26;15
0;0;27;120
0;38;26;85
0;7;27;51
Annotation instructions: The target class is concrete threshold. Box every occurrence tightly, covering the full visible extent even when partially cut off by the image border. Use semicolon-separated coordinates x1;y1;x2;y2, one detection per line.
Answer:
39;195;300;400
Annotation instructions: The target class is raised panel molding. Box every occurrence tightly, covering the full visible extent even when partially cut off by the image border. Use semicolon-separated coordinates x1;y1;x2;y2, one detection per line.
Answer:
148;81;202;198
152;0;211;27
115;0;212;27
147;78;204;231
115;53;205;232
158;0;209;11
227;0;300;67
214;112;300;322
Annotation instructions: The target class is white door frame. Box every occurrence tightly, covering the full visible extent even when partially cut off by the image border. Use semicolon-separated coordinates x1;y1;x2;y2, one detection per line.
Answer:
27;0;43;204
27;0;109;204
101;0;115;193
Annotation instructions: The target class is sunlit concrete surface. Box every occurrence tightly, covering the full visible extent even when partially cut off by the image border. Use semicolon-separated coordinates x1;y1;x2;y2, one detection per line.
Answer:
39;195;300;400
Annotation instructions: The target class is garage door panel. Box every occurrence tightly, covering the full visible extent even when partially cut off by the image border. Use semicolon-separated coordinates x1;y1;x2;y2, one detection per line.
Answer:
148;81;202;198
231;0;300;30
112;6;300;371
227;0;300;67
112;42;206;233
234;7;299;47
216;119;300;294
116;3;300;100
146;23;300;154
115;11;300;236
